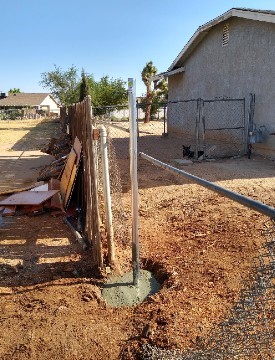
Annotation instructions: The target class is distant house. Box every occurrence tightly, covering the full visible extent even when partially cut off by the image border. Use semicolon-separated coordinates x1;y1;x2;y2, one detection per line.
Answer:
157;8;275;158
0;93;59;116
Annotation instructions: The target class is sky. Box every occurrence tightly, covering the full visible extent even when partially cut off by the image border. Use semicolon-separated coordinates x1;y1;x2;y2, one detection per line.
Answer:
1;0;275;96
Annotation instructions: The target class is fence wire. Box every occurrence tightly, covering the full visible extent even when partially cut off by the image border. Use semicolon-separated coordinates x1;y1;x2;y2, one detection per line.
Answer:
93;98;247;162
138;219;275;359
166;98;246;159
93;104;273;359
92;112;131;253
167;100;198;144
202;99;246;158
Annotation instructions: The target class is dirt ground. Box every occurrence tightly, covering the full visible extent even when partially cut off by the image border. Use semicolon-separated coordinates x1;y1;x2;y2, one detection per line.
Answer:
0;118;274;359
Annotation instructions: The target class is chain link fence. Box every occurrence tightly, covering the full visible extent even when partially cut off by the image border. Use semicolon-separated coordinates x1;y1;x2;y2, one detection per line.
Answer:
93;98;247;162
166;98;246;159
167;99;199;143
92;102;274;359
95;126;131;249
93;106;129;160
202;99;246;158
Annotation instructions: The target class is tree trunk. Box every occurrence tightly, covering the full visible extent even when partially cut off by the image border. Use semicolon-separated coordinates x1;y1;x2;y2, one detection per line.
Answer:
144;86;153;123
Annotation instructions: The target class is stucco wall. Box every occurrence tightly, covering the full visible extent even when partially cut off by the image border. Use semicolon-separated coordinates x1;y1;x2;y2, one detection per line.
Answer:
168;17;275;157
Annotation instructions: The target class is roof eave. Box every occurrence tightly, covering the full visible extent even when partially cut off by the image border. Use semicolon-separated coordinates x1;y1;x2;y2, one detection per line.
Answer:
168;8;275;71
150;67;185;82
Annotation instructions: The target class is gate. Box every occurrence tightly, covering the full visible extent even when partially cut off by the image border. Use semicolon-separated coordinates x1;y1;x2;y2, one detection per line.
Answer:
202;98;246;158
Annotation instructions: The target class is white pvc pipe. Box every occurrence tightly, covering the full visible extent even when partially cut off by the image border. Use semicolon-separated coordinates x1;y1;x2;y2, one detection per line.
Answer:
98;125;115;263
128;78;140;286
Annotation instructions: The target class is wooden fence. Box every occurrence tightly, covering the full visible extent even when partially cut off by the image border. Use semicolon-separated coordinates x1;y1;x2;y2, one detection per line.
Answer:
61;96;103;268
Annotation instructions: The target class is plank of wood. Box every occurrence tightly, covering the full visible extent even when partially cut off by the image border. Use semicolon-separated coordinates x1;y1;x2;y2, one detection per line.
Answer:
73;136;82;165
49;178;62;211
60;148;77;200
64;165;78;209
2;206;16;217
30;184;49;191
0;190;59;206
49;178;60;191
64;148;77;178
0;181;45;196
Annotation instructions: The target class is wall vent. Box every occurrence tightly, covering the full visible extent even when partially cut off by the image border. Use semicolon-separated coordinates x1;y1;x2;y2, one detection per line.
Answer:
222;23;229;46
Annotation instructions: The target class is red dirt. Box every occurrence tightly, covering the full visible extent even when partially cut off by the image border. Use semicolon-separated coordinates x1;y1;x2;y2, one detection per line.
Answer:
0;119;275;359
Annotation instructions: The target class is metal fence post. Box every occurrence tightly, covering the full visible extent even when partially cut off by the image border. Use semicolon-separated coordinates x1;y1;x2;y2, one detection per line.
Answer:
128;78;140;286
163;103;167;136
195;98;202;159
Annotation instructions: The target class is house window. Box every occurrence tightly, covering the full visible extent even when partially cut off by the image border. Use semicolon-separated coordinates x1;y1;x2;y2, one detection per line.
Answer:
222;23;229;46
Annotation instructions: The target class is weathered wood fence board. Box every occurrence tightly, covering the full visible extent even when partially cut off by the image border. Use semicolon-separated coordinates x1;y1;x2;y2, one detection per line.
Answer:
62;96;103;268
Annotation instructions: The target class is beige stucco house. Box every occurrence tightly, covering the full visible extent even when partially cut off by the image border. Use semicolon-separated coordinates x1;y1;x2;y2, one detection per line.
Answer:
156;8;275;158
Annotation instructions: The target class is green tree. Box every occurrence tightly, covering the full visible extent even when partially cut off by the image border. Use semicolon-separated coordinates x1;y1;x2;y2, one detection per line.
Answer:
92;76;128;115
40;65;79;105
41;66;127;111
139;78;168;119
79;69;90;102
9;88;21;94
155;79;168;100
141;61;157;123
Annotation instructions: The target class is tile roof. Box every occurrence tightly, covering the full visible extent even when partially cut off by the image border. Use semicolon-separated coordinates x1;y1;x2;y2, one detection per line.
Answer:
0;93;53;106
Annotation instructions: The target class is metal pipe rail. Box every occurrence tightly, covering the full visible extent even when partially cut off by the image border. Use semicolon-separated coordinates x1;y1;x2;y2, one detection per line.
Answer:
139;152;275;219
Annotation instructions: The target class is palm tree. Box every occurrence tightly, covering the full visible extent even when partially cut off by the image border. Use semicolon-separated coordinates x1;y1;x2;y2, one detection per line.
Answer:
141;61;157;123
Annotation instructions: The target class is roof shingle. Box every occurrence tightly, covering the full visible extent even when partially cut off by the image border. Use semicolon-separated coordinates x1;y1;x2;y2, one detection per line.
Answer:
0;93;52;106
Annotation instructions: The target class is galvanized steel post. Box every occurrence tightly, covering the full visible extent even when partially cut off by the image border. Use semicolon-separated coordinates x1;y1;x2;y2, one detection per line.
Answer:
128;78;140;286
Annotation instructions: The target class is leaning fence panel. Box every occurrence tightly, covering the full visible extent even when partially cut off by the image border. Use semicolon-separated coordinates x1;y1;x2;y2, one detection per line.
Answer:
61;97;103;268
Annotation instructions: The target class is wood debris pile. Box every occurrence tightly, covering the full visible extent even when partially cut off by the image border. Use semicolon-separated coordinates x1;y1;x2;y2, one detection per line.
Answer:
0;137;82;221
41;133;72;158
0;179;63;217
38;133;72;181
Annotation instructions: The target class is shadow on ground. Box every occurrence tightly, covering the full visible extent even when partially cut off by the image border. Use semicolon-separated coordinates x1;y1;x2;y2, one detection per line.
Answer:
0;214;99;290
10;118;60;152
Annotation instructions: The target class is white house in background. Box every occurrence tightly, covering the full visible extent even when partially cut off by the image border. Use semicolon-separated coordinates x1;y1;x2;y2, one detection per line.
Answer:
0;93;59;115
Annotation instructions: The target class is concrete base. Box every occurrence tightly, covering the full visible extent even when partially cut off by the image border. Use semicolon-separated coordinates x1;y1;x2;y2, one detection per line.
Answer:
102;270;161;307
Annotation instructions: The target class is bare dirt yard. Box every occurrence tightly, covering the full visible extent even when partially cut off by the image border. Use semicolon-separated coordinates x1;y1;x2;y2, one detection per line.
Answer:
0;118;274;359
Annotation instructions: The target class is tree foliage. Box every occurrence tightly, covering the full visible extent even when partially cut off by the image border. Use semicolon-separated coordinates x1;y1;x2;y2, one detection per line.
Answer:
40;65;127;111
140;79;168;119
141;61;168;121
79;69;90;102
93;76;127;107
9;88;21;94
40;65;79;105
141;61;158;123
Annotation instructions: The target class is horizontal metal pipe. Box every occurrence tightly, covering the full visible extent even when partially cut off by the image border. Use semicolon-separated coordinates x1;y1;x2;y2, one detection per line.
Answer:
139;152;275;219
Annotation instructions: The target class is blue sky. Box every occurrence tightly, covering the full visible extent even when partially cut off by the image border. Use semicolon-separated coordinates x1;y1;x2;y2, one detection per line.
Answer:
1;0;275;96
